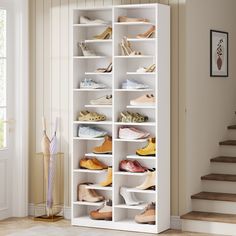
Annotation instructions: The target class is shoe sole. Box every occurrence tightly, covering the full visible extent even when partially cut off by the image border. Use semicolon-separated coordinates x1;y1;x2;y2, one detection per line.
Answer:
93;151;112;154
136;152;156;156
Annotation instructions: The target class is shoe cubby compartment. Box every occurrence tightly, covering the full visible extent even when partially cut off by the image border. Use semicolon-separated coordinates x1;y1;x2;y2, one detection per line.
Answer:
72;4;170;233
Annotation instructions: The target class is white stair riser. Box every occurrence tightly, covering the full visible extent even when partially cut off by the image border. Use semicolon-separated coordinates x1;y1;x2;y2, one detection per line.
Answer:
219;146;236;156
227;130;236;140
211;163;236;174
182;219;236;235
192;199;236;214
202;181;236;194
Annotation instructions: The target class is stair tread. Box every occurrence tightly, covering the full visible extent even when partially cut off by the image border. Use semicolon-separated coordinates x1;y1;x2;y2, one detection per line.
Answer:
228;125;236;129
181;211;236;224
219;140;236;146
191;191;236;202
211;156;236;163
201;173;236;182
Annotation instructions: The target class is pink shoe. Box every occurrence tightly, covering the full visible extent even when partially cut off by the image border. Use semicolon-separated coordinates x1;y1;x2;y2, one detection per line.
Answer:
119;127;149;140
130;94;155;106
119;160;146;173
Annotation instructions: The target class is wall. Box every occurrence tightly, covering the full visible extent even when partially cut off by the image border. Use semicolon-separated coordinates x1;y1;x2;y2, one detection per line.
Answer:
181;0;236;213
29;0;181;216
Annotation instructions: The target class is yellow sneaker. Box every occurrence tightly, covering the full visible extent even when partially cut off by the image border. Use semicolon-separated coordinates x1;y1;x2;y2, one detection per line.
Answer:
136;138;156;156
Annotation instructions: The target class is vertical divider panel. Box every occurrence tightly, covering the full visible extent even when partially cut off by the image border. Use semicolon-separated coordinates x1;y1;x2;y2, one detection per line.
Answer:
111;5;115;222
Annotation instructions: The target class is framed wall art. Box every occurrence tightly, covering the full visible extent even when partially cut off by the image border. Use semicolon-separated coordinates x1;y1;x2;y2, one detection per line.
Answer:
210;30;228;77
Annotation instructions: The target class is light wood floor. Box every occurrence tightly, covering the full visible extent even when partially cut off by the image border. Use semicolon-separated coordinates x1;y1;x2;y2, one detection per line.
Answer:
0;217;214;236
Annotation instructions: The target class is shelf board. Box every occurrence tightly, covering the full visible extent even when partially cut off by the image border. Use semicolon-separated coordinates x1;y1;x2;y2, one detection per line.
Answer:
126;188;156;194
73;88;112;92
115;203;148;210
84;72;112;75
126;72;156;75
114;22;154;26
73;137;105;141
115;55;154;59
73;23;110;27
73;56;107;59
126;105;156;109
115;89;153;92
73;201;104;206
73;169;107;174
85;153;112;158
115;122;155;126
85;184;112;191
126;154;156;160
126;38;156;42
84;39;112;43
84;104;112;108
114;138;148;142
115;171;147;176
74;121;112;125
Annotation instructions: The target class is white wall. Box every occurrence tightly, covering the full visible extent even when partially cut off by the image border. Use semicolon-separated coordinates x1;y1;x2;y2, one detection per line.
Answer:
182;0;236;213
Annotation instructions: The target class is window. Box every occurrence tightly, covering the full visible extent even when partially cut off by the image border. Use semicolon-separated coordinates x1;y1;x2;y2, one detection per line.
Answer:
0;9;7;149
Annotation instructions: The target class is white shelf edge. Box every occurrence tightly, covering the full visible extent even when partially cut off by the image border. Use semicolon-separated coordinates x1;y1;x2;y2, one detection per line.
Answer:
73;169;107;174
85;184;112;191
73;121;112;125
84;39;112;43
114;138;148;142
74;89;111;91
126;38;156;42
115;55;154;59
84;72;112;75
73;23;111;27
126;188;156;194
115;89;153;92
73;201;104;206
73;56;107;59
114;203;148;210
114;171;147;176
85;153;112;158
126;105;156;109
114;22;154;26
126;154;156;160
126;72;156;75
115;122;155;126
84;105;112;108
73;137;105;141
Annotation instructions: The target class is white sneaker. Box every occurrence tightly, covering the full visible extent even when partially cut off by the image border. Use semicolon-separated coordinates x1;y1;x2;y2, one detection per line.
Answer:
80;16;109;25
121;79;149;89
78;126;108;138
80;78;107;89
90;95;112;105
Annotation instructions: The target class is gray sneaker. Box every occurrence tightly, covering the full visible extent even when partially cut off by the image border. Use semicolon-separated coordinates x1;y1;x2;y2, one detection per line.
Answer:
78;125;108;138
80;78;107;89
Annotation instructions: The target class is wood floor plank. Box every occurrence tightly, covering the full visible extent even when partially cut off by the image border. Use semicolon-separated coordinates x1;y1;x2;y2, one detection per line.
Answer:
191;192;236;202
181;211;236;224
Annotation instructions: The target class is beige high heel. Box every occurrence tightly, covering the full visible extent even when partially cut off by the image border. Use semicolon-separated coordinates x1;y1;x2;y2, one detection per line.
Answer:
135;170;156;190
78;183;104;202
93;27;112;40
136;26;155;39
96;62;112;73
120;37;141;56
118;16;149;23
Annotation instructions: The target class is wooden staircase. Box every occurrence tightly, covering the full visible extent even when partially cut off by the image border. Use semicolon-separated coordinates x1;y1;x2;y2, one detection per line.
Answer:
181;117;236;235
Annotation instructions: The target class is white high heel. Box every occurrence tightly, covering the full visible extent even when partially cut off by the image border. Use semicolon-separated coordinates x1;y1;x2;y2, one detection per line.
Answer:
80;16;109;25
78;42;97;57
120;187;141;206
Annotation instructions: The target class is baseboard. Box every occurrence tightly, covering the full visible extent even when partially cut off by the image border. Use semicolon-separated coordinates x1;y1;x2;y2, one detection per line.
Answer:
28;204;71;220
170;216;182;230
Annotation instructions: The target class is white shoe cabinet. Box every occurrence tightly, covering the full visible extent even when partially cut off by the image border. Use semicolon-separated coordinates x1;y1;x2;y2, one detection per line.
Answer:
71;4;170;233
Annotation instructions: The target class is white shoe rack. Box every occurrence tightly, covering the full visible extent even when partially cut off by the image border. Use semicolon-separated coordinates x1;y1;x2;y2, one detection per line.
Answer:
71;3;170;233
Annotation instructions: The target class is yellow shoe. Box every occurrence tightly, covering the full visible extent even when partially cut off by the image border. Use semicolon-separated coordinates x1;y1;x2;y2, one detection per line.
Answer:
136;138;156;156
93;136;112;154
100;167;112;187
92;158;108;169
80;158;104;170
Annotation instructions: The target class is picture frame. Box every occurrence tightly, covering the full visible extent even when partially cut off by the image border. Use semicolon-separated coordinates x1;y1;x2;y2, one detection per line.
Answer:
210;30;228;77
